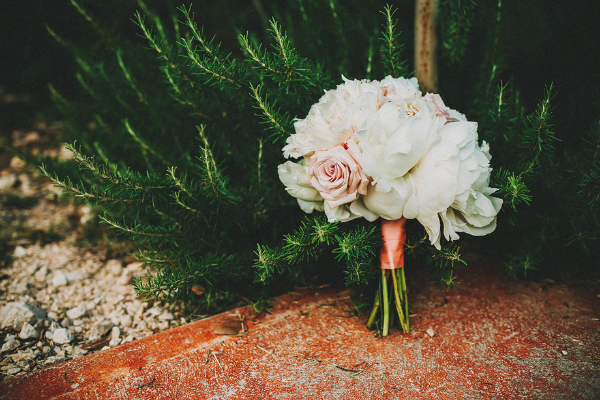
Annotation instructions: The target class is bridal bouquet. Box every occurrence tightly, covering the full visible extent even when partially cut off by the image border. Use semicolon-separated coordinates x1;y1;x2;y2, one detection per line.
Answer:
278;76;502;335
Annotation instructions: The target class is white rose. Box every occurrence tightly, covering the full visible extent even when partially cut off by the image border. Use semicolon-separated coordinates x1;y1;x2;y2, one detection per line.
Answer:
355;98;442;193
380;76;421;100
283;76;383;159
277;159;324;214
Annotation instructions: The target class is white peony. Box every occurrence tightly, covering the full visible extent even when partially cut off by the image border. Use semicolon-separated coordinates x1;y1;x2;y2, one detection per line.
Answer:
278;76;502;249
283;76;382;159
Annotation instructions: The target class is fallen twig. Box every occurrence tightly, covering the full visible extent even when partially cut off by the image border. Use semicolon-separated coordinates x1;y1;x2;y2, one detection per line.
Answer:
256;345;273;355
136;375;156;389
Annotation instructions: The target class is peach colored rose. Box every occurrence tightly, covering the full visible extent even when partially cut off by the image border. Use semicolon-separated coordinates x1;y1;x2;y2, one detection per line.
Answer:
308;145;369;209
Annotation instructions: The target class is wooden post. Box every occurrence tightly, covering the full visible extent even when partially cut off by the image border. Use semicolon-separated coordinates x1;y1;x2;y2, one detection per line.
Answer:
415;0;438;93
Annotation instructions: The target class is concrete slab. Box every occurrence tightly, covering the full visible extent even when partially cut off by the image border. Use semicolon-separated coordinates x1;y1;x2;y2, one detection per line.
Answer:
2;255;599;399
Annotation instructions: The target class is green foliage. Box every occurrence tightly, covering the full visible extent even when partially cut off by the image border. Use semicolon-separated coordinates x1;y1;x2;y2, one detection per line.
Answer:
380;5;408;78
439;0;477;64
32;0;600;314
253;215;381;287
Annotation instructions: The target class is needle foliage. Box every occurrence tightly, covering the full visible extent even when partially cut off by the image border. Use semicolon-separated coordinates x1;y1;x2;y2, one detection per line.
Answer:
28;0;599;311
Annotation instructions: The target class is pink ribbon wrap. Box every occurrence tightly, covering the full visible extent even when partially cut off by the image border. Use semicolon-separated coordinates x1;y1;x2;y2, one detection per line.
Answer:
380;218;407;269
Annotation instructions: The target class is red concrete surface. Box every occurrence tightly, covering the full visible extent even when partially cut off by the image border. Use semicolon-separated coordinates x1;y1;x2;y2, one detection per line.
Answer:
2;253;600;399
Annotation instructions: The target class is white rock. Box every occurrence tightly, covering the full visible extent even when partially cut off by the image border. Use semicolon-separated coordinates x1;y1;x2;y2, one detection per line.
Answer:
49;321;61;332
64;271;85;282
66;306;85;320
51;271;68;287
44;356;65;365
157;321;169;331
110;326;120;341
0;300;47;330
146;307;162;317
13;246;27;258
122;335;136;344
10;350;33;363
85;300;97;311
118;262;143;285
10;278;30;294
47;311;58;320
105;259;123;276
52;328;73;344
109;338;122;347
1;337;20;353
96;321;113;337
158;311;174;321
34;266;49;282
19;322;39;340
426;328;435;337
7;367;21;375
0;174;17;191
120;314;133;328
45;331;54;340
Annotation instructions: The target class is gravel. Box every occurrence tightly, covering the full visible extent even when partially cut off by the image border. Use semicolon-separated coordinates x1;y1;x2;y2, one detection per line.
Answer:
0;127;188;381
0;240;187;380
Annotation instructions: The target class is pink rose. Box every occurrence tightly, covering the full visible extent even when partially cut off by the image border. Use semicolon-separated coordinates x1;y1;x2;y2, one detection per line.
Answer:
308;145;369;209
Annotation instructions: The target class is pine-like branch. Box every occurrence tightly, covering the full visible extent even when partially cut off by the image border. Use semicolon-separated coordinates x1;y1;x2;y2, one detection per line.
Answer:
195;126;236;203
380;5;408;78
249;84;293;143
39;164;142;205
492;168;532;211
332;225;380;262
519;84;558;174
440;0;477;64
178;5;241;87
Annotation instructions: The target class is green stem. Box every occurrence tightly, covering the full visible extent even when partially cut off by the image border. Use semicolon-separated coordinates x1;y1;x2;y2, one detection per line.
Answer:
391;267;408;333
401;267;409;331
381;269;390;336
367;289;380;329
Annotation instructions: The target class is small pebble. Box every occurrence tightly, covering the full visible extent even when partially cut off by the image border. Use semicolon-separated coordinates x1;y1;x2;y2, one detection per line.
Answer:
105;259;123;276
34;266;49;283
49;321;61;332
96;321;114;337
51;271;68;287
120;315;133;328
426;328;435;337
13;246;28;258
66;306;85;320
1;337;20;353
158;311;174;321
53;328;73;344
19;322;39;340
110;326;120;341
